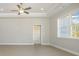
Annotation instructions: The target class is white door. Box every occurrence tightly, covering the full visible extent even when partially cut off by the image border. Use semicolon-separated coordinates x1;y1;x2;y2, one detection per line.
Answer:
33;25;41;44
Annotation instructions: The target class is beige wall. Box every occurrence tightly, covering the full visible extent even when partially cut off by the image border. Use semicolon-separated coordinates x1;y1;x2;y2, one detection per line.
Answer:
0;17;50;44
50;4;79;55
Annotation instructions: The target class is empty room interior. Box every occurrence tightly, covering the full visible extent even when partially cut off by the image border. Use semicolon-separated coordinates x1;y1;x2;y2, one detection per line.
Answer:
0;3;79;56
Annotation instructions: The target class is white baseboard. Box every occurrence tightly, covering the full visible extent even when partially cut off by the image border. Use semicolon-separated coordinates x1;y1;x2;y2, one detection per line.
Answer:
0;43;34;45
41;43;50;45
0;43;50;45
50;43;79;56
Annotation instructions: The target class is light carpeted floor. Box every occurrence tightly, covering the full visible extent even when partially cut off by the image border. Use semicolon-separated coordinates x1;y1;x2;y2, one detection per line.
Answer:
0;45;75;56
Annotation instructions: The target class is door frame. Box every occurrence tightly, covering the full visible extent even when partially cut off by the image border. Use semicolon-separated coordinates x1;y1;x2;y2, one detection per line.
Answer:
33;25;41;45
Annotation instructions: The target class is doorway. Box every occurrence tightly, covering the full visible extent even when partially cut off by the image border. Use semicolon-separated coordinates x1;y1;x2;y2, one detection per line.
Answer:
33;25;41;45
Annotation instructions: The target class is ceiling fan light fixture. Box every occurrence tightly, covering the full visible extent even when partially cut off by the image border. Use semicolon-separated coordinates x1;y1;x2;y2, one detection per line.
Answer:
11;3;31;15
19;10;24;13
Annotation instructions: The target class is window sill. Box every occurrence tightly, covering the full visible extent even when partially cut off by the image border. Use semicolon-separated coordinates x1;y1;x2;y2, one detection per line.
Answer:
57;37;79;39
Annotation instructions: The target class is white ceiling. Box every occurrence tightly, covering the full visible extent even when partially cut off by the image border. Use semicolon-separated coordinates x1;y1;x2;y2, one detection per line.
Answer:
0;3;71;17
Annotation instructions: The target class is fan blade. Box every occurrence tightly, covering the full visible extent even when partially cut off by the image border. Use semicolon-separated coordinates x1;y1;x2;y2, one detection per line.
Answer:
24;7;31;10
18;12;20;15
24;11;29;14
17;5;21;9
20;3;23;5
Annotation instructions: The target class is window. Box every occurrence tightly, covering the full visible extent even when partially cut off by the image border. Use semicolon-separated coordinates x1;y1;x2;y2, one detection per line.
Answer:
71;16;79;38
58;11;79;38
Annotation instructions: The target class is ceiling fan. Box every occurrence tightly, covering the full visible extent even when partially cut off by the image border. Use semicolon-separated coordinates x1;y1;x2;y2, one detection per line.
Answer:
11;3;32;15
